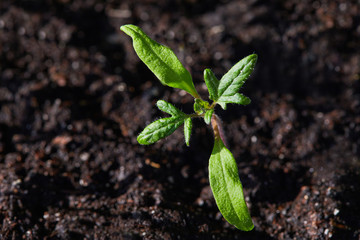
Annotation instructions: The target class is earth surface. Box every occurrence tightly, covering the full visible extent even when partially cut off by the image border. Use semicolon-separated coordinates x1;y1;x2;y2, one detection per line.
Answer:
0;0;359;239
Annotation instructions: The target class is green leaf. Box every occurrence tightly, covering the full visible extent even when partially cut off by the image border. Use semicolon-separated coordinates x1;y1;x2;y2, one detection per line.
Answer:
184;118;192;146
217;93;251;110
121;24;200;98
137;116;186;145
204;69;219;101
204;109;214;125
157;100;185;117
209;138;254;231
193;99;210;115
217;54;257;98
193;101;202;114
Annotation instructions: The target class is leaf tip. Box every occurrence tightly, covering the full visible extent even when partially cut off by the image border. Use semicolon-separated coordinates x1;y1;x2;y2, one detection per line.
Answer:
243;53;257;69
234;220;254;231
120;24;135;32
120;24;143;40
250;53;258;59
156;100;165;108
244;97;251;105
120;24;131;34
203;68;211;76
137;132;153;145
136;135;147;145
246;53;257;63
248;54;258;69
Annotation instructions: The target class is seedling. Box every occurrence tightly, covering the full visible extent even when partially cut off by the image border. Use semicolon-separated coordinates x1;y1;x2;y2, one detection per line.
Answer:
121;24;257;231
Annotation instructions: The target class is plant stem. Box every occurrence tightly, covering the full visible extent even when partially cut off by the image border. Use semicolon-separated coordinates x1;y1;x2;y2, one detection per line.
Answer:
211;114;228;147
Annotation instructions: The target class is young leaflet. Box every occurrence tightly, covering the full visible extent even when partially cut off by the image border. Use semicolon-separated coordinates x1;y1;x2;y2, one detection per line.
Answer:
121;24;257;231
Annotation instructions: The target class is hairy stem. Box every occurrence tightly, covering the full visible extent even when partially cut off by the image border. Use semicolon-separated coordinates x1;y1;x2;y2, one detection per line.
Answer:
211;114;228;147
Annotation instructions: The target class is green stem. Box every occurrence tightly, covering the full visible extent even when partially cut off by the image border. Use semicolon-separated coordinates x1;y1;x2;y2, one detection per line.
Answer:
188;113;203;118
209;101;217;109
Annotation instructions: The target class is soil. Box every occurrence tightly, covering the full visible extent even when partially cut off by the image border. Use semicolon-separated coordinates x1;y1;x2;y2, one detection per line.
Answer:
0;0;359;239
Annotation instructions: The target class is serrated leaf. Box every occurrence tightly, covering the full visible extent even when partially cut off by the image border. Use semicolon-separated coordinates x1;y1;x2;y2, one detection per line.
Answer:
209;137;254;231
204;69;219;101
157;100;185;117
217;54;257;98
137;116;186;145
204;109;214;125
217;93;251;110
121;24;200;98
184;118;192;146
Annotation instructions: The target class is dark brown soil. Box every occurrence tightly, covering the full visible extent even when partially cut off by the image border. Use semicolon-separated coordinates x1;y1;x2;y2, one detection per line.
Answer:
1;0;359;239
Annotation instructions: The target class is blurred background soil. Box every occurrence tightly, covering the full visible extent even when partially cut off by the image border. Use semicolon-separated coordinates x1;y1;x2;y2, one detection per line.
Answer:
0;0;359;239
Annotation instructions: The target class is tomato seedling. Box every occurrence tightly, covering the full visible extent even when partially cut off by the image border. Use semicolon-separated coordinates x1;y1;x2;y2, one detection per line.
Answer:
121;24;257;231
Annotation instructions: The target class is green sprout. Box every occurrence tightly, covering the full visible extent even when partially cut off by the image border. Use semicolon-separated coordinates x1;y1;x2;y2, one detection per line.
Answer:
121;24;257;231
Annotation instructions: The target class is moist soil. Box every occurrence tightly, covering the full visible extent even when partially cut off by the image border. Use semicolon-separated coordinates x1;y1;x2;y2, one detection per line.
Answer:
0;0;359;239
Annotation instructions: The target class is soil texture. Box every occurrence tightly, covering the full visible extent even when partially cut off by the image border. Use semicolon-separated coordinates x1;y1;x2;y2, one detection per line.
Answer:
0;0;359;239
